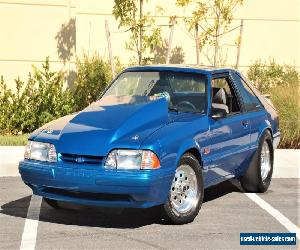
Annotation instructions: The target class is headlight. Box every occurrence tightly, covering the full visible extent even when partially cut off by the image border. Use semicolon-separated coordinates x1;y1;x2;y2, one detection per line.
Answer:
24;141;57;162
104;150;160;170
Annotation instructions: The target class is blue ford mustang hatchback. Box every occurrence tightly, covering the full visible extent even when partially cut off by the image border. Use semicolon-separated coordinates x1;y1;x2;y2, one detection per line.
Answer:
19;65;280;224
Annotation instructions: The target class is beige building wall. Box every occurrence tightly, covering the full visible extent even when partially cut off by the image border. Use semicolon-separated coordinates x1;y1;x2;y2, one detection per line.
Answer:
0;0;299;89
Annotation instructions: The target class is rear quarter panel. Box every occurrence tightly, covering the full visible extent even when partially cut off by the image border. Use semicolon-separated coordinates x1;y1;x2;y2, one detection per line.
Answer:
238;73;280;146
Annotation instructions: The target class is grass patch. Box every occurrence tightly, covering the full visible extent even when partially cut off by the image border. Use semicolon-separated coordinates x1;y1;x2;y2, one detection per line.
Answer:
0;134;29;146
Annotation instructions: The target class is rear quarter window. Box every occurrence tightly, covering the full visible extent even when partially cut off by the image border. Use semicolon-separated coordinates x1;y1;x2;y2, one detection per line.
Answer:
231;73;262;112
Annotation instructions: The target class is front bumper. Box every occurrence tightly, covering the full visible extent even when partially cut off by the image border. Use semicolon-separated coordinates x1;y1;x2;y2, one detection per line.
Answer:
19;160;174;208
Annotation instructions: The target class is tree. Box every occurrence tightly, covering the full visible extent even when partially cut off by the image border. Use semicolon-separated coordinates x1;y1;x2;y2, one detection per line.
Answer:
177;0;243;66
113;0;163;64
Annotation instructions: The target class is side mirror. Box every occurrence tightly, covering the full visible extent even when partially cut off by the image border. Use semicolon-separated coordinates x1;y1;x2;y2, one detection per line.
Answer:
211;107;227;119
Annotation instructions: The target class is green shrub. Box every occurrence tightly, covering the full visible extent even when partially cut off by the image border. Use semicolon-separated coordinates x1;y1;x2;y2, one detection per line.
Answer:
0;134;29;146
73;54;124;111
0;55;122;137
247;60;299;93
73;54;113;111
0;76;13;134
0;57;74;135
269;85;300;148
247;60;300;149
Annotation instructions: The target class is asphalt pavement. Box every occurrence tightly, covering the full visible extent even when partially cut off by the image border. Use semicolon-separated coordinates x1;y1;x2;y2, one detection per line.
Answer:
0;177;299;250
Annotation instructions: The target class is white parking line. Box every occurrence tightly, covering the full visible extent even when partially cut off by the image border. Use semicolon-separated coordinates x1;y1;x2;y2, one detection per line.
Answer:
20;195;42;250
245;193;300;241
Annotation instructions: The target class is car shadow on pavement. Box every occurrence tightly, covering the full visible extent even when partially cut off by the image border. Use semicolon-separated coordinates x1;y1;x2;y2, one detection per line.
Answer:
0;181;241;229
203;179;242;203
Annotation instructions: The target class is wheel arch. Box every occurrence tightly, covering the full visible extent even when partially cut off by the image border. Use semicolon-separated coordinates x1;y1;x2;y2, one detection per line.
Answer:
260;127;274;153
175;140;203;169
265;127;273;138
184;148;203;167
257;119;273;144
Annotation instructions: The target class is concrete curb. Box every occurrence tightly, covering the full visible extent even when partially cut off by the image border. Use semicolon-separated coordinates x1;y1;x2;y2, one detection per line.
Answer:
0;146;299;178
0;146;25;177
272;149;299;179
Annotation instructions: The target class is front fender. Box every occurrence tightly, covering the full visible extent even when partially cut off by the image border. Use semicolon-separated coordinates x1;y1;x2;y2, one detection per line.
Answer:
141;115;209;174
175;139;202;167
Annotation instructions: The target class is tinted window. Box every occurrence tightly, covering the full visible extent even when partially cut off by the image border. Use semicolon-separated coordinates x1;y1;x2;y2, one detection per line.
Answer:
169;74;205;93
231;73;261;112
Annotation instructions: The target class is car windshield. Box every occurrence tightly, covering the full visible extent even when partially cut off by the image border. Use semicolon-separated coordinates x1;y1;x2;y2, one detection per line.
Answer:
103;71;207;113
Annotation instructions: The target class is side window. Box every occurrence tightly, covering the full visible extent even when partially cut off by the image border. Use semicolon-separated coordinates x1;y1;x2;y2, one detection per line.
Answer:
211;77;241;115
232;73;261;112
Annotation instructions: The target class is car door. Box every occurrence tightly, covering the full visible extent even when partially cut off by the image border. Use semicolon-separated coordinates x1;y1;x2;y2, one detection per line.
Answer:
205;73;251;183
230;72;266;161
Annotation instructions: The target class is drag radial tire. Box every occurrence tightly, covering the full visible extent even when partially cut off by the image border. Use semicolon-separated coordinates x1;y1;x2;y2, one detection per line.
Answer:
162;153;204;225
240;130;274;193
43;197;61;209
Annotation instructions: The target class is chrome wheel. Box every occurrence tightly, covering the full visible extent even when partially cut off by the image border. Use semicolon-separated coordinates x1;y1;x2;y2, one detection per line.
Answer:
260;141;271;181
170;164;199;215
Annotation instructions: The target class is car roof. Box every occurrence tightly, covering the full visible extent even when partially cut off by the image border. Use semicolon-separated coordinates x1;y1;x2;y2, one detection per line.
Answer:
124;64;237;75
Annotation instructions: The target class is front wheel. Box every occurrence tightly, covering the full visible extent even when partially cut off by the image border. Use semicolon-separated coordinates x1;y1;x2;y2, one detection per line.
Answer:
162;153;204;224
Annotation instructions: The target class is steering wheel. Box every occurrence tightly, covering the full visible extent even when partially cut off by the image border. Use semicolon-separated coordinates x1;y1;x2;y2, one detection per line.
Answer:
176;101;197;111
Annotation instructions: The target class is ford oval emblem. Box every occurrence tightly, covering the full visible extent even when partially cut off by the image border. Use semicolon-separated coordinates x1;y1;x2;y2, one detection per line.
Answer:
43;128;53;134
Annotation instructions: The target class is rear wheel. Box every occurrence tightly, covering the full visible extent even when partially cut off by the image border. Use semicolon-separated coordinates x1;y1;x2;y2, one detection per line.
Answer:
240;130;273;193
162;153;204;224
43;197;61;209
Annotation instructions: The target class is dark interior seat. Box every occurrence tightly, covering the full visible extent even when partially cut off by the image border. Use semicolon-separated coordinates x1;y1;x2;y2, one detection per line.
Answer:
212;87;229;113
148;80;173;96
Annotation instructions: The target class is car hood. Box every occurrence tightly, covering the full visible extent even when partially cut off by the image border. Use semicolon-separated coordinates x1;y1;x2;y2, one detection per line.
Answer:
30;96;169;156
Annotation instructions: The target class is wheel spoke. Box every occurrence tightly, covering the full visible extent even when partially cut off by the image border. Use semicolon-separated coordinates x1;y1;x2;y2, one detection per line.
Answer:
260;141;271;181
169;164;199;214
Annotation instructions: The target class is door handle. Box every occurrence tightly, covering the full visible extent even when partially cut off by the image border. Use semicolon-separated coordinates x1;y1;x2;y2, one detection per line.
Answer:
242;120;249;127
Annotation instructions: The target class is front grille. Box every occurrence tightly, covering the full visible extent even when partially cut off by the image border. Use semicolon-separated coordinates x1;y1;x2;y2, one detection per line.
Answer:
43;187;131;202
60;153;103;164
